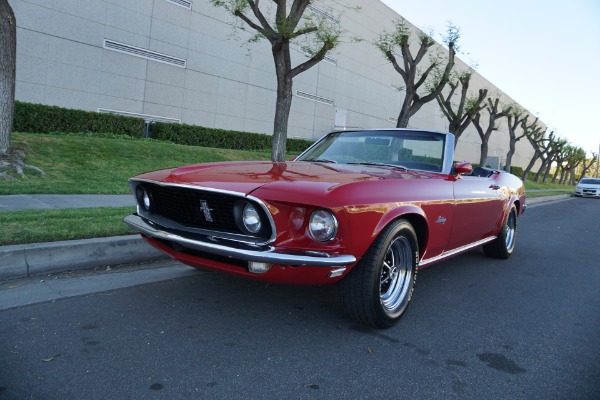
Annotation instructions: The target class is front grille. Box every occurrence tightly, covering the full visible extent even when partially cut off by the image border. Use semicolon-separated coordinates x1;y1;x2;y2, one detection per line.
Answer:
143;183;271;239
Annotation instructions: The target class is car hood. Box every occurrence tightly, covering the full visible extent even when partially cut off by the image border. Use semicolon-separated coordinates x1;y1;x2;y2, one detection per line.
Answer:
136;161;433;196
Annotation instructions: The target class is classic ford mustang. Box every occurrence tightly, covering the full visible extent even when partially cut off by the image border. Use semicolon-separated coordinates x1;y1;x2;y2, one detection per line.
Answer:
124;129;525;328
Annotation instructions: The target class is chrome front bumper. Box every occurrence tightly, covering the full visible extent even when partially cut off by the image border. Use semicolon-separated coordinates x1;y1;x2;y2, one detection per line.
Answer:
123;214;356;267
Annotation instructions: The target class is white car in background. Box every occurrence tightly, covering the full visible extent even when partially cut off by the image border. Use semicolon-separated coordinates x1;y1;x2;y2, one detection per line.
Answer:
575;178;600;198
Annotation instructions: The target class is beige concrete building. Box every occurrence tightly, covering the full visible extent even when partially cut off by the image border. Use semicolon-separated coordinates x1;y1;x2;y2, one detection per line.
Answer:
9;0;541;168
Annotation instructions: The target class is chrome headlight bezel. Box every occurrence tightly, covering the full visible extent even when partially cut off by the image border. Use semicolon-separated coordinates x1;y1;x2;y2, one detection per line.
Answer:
135;185;154;212
308;209;338;242
234;201;264;235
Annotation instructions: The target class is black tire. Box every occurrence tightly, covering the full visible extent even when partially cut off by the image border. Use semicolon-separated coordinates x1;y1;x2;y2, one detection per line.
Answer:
339;219;418;329
483;204;518;259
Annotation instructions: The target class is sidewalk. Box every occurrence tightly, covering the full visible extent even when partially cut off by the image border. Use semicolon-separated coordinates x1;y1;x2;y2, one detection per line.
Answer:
0;194;133;212
0;193;574;282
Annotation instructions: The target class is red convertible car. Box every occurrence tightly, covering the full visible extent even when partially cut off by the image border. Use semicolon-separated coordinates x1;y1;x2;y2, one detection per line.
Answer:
124;129;526;328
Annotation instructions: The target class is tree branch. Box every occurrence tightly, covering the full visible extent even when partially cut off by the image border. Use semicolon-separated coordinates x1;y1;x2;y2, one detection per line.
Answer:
385;50;407;81
291;25;318;39
246;0;274;34
288;40;334;78
287;0;310;32
234;10;268;36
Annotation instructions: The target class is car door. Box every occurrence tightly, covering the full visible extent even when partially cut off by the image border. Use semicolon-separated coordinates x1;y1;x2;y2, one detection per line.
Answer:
447;174;505;250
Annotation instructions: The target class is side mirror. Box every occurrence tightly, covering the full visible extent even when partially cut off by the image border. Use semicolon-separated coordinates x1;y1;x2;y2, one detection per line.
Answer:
453;162;473;176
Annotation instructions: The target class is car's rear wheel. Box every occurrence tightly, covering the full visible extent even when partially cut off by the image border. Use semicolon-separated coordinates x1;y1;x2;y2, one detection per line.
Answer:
483;204;518;259
340;219;418;328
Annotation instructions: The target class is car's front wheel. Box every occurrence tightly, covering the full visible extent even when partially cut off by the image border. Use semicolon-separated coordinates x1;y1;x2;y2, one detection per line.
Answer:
483;204;518;259
340;219;418;328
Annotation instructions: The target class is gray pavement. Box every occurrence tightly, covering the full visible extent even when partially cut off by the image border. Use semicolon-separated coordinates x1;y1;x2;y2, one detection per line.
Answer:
1;198;599;399
0;193;574;282
0;194;134;212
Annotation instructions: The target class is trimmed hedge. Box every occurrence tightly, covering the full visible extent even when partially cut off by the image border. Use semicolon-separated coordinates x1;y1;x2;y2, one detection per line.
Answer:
14;101;314;152
14;101;147;137
509;165;523;176
151;122;313;152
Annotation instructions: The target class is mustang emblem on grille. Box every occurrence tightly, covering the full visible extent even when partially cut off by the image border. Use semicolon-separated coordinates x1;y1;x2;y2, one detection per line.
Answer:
199;200;213;222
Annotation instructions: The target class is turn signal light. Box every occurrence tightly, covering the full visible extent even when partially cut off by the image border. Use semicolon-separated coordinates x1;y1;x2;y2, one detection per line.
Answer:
248;262;272;274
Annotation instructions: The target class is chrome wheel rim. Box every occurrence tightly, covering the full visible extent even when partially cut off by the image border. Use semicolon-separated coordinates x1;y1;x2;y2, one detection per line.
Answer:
505;210;516;251
380;236;413;313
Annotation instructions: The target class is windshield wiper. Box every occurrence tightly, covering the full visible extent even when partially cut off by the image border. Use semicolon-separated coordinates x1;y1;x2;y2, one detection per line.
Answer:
347;161;407;170
305;158;338;164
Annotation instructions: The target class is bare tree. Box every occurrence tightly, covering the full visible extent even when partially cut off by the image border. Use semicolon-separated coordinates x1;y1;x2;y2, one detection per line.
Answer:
521;125;547;181
0;0;16;157
435;69;487;147
550;142;571;184
578;153;598;179
472;97;511;167
211;0;345;161
552;145;571;185
376;18;458;128
559;147;585;185
533;132;562;182
504;108;530;173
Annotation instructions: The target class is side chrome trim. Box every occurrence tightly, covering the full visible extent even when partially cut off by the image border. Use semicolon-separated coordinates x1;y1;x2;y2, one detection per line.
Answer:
419;236;496;267
124;215;356;267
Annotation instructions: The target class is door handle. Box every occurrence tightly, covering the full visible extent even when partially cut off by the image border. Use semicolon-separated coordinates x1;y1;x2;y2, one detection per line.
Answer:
489;184;500;190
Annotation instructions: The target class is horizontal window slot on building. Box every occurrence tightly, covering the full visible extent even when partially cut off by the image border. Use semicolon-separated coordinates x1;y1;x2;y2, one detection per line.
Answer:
166;0;192;10
103;40;187;68
98;108;181;123
307;5;340;24
296;91;334;106
323;55;337;65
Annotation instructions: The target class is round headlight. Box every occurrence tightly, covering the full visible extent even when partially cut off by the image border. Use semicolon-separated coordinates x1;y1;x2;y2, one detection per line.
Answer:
242;203;262;234
135;186;152;212
309;209;338;242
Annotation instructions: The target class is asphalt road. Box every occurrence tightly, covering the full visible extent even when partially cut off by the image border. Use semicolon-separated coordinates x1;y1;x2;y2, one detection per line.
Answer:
1;198;599;400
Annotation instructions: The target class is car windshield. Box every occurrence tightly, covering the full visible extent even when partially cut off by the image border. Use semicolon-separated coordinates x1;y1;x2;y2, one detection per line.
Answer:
579;178;600;185
297;130;445;172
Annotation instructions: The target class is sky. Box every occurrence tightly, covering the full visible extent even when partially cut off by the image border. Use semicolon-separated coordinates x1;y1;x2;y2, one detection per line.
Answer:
380;0;600;156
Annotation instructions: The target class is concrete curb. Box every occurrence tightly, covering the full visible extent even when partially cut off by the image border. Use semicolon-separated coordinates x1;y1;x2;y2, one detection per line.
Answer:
527;194;572;204
0;235;167;281
0;194;574;282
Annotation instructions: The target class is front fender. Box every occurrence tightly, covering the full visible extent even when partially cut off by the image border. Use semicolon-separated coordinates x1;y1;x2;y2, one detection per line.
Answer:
373;204;427;238
343;203;429;262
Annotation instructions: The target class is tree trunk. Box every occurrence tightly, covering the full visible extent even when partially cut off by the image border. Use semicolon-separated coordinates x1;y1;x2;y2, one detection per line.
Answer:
522;153;541;182
396;92;413;128
505;141;516;172
270;43;294;162
479;141;489;167
534;159;547;182
551;166;561;184
542;160;553;183
0;0;16;156
271;75;293;162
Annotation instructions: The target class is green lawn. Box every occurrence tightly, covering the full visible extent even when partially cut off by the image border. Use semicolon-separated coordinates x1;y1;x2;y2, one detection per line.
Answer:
0;132;271;195
0;132;273;245
523;180;574;198
0;207;136;246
